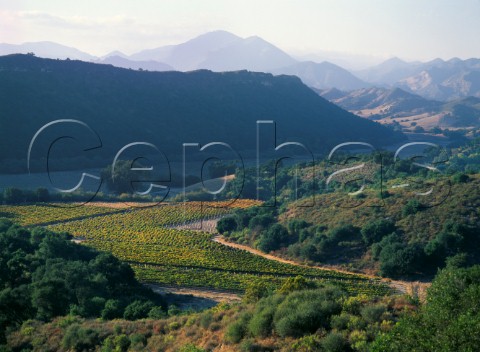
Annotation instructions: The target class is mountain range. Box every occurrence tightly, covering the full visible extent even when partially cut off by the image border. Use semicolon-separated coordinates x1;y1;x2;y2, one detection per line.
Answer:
357;57;480;101
2;31;480;101
0;54;402;174
0;31;369;91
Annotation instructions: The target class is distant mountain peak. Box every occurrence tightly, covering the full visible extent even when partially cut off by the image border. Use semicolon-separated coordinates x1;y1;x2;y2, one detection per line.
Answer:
103;50;128;59
187;30;241;44
383;57;408;65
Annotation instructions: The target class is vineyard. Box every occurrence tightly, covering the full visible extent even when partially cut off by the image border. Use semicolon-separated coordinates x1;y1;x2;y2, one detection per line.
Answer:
0;203;124;226
1;200;390;296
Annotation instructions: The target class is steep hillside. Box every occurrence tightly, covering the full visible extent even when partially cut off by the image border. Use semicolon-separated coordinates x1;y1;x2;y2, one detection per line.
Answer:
0;54;402;173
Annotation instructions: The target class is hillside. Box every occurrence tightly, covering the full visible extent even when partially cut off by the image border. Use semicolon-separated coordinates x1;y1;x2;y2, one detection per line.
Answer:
0;54;402;174
319;87;480;130
217;151;480;279
277;173;480;276
321;87;441;118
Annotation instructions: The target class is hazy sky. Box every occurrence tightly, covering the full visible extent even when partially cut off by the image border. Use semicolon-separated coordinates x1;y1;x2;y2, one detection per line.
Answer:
1;0;479;62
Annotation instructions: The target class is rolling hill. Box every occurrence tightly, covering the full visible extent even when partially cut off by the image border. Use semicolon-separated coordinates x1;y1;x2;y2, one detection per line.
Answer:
319;87;480;130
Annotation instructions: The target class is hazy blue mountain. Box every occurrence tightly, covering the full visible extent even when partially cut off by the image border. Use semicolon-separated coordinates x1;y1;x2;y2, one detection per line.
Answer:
273;61;369;90
130;31;296;72
0;54;403;173
200;35;296;72
98;55;173;71
101;50;129;59
0;41;95;61
130;30;243;71
355;57;423;85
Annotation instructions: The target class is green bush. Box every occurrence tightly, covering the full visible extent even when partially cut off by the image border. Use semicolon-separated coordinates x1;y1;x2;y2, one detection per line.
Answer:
361;219;396;245
452;173;470;184
62;324;100;352
321;332;350;352
273;288;343;337
216;216;238;234
257;224;289;252
360;304;386;324
123;300;154;320
402;199;422;216
101;299;123;320
148;306;166;319
130;333;147;348
199;311;213;329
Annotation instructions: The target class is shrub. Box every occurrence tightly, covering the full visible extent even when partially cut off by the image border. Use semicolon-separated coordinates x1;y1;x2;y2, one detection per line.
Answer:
273;288;343;337
217;217;238;234
361;219;396;245
101;299;123;320
321;332;349;352
123;300;154;320
167;304;180;316
330;314;351;330
257;224;289;252
402;199;422;216
245;295;283;338
62;324;100;352
199;311;213;329
452;173;470;184
113;334;130;352
130;333;147;348
360;304;387;324
243;281;271;303
225;321;246;344
147;306;166;319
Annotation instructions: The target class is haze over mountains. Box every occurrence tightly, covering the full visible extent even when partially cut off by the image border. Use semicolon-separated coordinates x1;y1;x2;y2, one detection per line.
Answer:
2;30;480;102
0;31;369;91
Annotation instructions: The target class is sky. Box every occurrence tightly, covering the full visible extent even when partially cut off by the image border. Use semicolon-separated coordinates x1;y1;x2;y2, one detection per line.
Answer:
1;0;480;64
